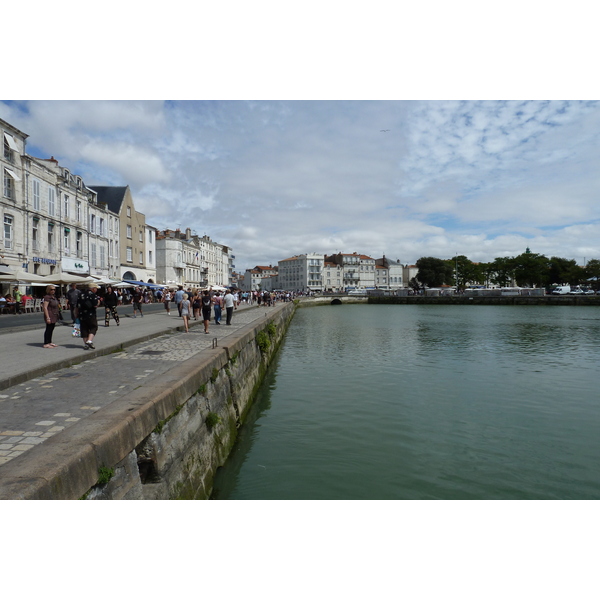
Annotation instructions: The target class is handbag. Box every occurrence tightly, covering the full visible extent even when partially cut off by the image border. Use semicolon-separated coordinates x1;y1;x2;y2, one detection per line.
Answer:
72;319;81;338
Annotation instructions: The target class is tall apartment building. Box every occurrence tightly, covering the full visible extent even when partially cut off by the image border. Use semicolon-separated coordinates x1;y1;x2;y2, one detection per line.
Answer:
2;117;116;279
277;253;324;292
155;228;232;288
324;252;376;290
375;256;403;290
242;265;278;291
90;186;156;282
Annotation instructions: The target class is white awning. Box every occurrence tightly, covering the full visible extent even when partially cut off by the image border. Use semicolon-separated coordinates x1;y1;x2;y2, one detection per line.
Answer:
4;167;21;181
3;132;19;151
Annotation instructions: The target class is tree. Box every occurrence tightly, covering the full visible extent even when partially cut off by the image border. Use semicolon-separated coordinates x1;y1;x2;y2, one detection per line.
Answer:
585;259;600;291
449;255;485;290
511;251;550;288
548;257;585;286
485;257;515;288
416;256;453;288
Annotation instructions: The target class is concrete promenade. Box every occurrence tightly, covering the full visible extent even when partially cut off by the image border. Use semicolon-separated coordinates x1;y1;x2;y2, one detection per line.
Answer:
0;301;279;476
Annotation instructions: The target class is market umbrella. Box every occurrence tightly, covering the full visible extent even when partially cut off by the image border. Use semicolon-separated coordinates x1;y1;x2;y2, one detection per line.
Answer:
41;273;94;284
0;270;52;283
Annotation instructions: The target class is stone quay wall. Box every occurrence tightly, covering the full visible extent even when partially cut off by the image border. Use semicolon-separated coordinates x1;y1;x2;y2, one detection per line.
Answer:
1;301;297;500
299;295;600;307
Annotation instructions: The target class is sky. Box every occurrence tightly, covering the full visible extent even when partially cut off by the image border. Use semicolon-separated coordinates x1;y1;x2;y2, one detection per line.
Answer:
2;99;599;273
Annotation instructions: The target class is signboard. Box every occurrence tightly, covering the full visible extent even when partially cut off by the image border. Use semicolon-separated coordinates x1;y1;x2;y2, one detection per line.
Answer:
61;257;89;274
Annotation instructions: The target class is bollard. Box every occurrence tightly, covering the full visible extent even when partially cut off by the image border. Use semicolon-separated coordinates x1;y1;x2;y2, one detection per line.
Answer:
212;338;218;349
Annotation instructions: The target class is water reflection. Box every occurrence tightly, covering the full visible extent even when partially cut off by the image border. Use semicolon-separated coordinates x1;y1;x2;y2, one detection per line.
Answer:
213;304;600;499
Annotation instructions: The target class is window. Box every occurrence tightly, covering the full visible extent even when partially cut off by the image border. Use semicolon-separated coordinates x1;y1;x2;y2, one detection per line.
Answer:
90;214;96;233
139;231;143;242
76;232;83;257
3;133;18;162
99;218;105;236
139;251;143;264
91;243;96;267
77;200;82;222
3;168;19;199
32;218;39;251
64;228;70;253
110;240;113;258
32;179;41;210
63;195;69;218
126;206;131;217
4;215;13;248
148;250;153;265
126;225;132;239
48;188;56;216
126;246;132;262
148;229;153;243
47;223;55;252
100;245;105;268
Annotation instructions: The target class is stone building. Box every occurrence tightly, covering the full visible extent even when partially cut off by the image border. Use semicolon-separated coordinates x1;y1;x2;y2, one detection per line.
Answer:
277;254;324;292
2;117;116;280
90;186;155;282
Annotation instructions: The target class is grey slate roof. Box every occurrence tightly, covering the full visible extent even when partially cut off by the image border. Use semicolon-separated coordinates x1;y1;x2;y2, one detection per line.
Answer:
89;186;128;213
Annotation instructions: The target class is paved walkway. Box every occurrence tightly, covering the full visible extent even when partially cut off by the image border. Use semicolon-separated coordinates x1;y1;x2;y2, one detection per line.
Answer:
0;302;278;468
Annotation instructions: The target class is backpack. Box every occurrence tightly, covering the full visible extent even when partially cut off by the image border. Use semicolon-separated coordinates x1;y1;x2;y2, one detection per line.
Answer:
81;293;94;311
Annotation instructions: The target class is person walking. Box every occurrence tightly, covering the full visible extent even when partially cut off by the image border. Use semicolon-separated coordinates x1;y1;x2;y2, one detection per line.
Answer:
192;290;201;321
201;289;212;334
66;282;81;323
104;285;120;326
213;291;223;325
41;284;60;348
132;287;144;317
180;293;191;333
77;282;99;350
174;286;184;317
163;289;172;315
224;289;235;325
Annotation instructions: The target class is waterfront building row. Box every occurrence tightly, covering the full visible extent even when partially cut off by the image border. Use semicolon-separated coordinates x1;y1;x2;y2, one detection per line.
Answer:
241;252;409;292
1;117;233;289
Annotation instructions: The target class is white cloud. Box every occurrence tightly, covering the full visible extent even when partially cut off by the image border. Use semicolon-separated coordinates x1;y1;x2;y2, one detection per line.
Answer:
2;99;600;271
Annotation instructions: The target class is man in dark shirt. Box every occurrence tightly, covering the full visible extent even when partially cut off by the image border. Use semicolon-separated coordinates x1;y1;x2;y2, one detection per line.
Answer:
66;283;81;324
77;283;99;350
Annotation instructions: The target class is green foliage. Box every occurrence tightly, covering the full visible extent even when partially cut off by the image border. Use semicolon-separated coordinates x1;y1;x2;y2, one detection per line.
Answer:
154;403;184;434
267;322;277;336
416;256;454;288
205;412;221;430
230;351;239;365
210;367;219;383
256;330;271;353
197;384;207;395
97;466;114;485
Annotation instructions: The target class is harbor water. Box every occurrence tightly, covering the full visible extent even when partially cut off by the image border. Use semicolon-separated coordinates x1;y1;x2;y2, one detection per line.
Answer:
212;304;600;499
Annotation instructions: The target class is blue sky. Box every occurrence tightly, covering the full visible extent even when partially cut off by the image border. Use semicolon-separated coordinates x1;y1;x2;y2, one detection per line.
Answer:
3;99;599;271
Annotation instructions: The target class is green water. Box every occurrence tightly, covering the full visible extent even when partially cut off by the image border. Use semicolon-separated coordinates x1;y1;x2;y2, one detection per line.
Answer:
212;304;600;499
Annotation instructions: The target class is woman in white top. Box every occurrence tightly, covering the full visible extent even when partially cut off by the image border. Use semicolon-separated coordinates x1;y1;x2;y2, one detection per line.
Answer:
180;293;191;333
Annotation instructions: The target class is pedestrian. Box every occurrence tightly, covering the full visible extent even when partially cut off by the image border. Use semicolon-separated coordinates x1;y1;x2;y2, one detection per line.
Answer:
213;291;223;325
104;285;120;326
201;289;212;334
192;290;201;321
163;289;172;315
224;289;235;325
180;293;191;333
77;282;99;350
66;283;81;323
41;284;60;348
132;287;144;317
13;287;22;314
174;285;185;317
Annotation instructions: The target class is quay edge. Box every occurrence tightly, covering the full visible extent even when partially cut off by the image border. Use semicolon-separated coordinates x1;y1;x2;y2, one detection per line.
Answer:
0;301;297;500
